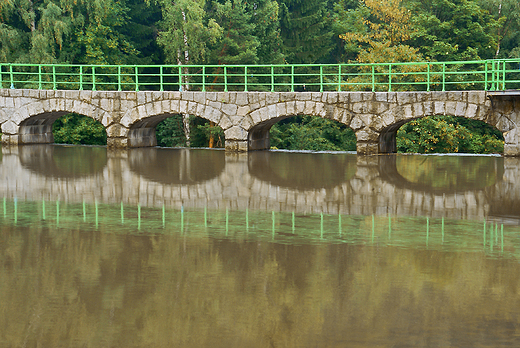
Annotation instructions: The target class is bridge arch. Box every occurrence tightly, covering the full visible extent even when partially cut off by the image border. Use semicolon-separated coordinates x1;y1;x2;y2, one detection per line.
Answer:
245;101;354;150
1;98;111;145
374;101;514;153
120;100;226;147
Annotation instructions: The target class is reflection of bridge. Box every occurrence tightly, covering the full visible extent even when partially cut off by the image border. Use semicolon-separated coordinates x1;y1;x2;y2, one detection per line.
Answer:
1;146;518;221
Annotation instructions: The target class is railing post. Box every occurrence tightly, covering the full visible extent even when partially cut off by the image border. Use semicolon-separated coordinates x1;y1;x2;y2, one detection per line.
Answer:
135;66;139;92
0;64;3;89
371;65;375;91
224;66;228;92
118;66;122;91
388;64;392;92
427;63;430;92
442;63;446;91
52;65;56;90
10;64;14;89
92;66;96;91
244;66;248;92
291;65;294;92
38;65;42;90
271;66;274;92
338;64;342;91
484;60;488;91
79;65;83;90
178;66;182;91
319;65;323;92
160;66;163;91
502;60;506;90
202;66;206;92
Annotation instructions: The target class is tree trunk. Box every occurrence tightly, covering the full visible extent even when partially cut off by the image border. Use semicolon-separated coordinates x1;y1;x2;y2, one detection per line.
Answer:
208;121;215;148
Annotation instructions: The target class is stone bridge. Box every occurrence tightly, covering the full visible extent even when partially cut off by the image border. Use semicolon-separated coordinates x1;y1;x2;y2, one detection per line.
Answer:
1;89;519;155
1;146;519;222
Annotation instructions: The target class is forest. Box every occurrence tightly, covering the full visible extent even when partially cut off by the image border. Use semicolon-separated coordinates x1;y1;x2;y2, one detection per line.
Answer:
2;0;518;153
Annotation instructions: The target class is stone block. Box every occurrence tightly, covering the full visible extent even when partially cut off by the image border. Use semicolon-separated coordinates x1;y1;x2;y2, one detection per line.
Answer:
445;101;457;115
137;92;146;105
196;103;206;116
2;120;18;134
266;93;279;105
315;102;326;117
237;105;250;116
295;101;305;114
179;100;188;114
276;102;287;116
304;101;315;115
350;116;364;131
397;91;415;105
235;93;248;106
187;101;198;114
171;100;180;113
224;126;247;140
350;92;363;103
455;102;467;117
434;101;445;115
265;104;277;121
222;103;238;116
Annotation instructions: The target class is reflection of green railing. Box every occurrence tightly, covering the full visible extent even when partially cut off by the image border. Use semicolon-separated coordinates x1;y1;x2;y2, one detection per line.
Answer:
2;198;518;259
1;59;519;92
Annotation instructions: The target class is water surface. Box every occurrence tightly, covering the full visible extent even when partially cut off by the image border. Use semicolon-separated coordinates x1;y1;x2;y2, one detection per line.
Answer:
1;145;520;347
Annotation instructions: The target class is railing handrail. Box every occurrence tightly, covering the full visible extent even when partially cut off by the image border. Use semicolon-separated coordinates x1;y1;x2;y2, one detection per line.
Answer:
1;59;519;92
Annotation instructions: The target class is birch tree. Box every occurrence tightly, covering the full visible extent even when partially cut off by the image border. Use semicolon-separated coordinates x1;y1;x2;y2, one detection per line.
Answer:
157;0;221;145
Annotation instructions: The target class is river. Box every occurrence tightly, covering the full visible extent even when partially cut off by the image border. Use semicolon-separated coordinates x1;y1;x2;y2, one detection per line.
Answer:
1;145;520;347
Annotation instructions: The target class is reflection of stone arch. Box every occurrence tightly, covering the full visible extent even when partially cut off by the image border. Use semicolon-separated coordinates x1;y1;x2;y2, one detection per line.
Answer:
246;102;354;150
127;148;225;185
7;99;110;144
247;151;358;189
19;145;108;178
120;100;227;147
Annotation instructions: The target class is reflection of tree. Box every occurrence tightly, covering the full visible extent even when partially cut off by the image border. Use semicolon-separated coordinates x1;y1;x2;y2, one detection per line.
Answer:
395;155;504;192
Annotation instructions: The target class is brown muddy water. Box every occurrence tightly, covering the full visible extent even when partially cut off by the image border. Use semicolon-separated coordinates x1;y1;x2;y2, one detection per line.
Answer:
1;145;520;347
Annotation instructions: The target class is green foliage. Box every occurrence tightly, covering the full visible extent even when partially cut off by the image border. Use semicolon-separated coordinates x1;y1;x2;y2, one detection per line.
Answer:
52;113;107;145
277;0;333;63
156;115;187;147
156;115;224;148
407;0;498;61
270;116;356;151
396;116;504;154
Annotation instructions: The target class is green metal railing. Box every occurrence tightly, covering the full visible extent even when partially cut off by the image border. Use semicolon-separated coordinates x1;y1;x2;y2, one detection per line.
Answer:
1;59;520;92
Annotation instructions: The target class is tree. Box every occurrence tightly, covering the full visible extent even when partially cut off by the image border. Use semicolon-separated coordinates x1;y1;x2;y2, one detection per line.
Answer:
478;0;520;59
407;0;498;61
207;0;260;65
277;0;333;63
52;113;107;145
339;0;425;90
270;116;356;151
0;0;138;64
396;116;504;154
